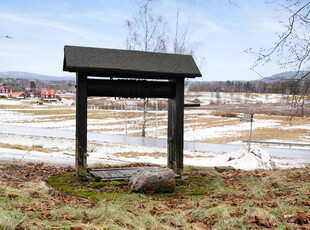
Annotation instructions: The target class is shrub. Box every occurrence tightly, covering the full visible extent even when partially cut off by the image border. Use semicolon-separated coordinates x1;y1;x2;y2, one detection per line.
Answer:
211;111;238;118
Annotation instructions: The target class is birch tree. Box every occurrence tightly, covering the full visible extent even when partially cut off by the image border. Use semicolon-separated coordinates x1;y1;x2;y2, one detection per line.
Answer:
126;0;168;137
125;0;200;136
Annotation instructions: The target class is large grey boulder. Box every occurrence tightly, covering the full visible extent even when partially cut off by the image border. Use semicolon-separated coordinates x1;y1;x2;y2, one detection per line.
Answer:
130;168;175;193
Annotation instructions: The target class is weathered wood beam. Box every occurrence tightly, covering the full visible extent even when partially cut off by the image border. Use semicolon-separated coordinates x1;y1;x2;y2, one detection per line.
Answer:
76;72;88;180
168;96;175;170
168;78;184;174
184;103;200;107
87;79;175;98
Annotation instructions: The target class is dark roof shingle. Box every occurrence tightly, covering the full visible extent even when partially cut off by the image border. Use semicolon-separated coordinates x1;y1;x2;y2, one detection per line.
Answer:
63;45;201;79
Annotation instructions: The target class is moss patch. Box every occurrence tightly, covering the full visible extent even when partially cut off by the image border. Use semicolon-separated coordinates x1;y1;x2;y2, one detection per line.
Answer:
175;176;216;195
47;168;222;201
46;172;131;200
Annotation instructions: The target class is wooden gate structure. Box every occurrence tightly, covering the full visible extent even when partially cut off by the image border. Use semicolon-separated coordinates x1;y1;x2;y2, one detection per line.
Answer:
63;45;201;180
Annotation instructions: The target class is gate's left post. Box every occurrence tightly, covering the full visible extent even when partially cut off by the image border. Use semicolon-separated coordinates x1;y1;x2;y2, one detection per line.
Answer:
76;72;87;180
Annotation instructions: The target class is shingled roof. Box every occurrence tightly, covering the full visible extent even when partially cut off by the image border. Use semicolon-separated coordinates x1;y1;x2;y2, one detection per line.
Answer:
63;45;202;79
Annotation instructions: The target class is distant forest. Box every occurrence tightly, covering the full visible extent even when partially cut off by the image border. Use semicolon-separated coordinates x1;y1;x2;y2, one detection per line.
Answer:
188;80;310;96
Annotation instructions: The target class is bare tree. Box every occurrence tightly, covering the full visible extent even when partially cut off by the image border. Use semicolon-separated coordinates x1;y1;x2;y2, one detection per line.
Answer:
126;1;202;136
126;0;168;137
172;8;201;105
173;10;196;55
250;1;310;115
126;0;168;52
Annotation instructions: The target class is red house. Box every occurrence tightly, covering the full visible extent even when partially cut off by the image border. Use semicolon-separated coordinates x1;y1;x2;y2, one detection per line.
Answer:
0;86;13;98
41;89;57;101
8;92;26;99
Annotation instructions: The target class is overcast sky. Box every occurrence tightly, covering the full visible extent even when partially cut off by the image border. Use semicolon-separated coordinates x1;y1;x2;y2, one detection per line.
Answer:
0;0;295;81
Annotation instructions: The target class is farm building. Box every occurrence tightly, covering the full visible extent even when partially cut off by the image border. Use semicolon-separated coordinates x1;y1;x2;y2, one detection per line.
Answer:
0;86;13;98
41;89;57;101
8;92;26;99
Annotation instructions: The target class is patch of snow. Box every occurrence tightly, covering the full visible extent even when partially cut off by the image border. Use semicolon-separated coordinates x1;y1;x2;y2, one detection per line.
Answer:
60;98;75;105
194;92;286;105
0;99;26;105
281;125;310;130
226;147;274;170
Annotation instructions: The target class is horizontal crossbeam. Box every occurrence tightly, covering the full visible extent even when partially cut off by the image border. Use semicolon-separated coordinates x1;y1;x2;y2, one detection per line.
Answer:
87;79;175;98
184;103;200;107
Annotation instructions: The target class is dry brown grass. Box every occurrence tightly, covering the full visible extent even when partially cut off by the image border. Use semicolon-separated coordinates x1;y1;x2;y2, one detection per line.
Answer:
112;151;203;159
0;142;60;153
184;116;240;130
0;104;31;109
114;151;167;158
202;135;244;144
13;108;75;116
183;114;309;144
88;161;162;169
199;102;310;116
253;114;310;125
87;110;142;120
203;127;309;144
39;115;76;121
211;111;238;118
280;116;310;126
1;100;308;145
251;128;309;142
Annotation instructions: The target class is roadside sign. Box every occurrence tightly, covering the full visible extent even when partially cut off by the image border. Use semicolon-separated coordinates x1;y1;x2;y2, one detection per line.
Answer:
240;118;251;122
240;114;253;122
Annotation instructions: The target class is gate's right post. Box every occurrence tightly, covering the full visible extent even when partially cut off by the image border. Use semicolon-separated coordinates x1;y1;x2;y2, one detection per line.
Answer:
168;78;184;174
75;72;88;181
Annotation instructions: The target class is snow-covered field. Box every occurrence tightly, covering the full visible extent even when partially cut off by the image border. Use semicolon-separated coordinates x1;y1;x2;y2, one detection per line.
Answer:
0;133;307;170
0;92;309;170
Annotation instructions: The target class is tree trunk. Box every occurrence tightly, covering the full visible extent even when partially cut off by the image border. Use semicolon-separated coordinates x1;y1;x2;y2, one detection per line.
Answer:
125;101;128;134
142;98;148;137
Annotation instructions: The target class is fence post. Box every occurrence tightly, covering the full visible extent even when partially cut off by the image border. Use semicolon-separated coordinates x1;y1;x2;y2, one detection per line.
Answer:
193;125;195;153
248;114;254;152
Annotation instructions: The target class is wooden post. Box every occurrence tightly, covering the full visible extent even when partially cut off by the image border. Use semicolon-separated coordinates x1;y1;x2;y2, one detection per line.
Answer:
168;78;184;174
76;72;87;180
168;95;175;170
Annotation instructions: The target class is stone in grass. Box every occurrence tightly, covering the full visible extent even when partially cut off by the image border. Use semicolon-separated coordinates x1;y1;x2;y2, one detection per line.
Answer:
130;168;175;193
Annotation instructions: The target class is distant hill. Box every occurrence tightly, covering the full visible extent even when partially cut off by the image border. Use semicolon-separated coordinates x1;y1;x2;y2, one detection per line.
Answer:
0;71;75;81
1;70;309;83
261;71;309;82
